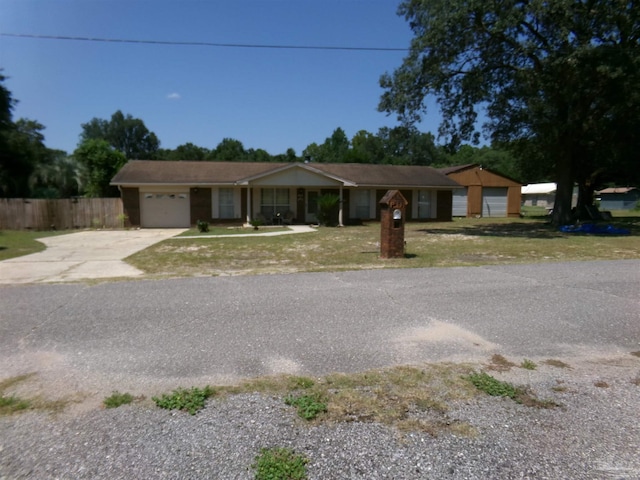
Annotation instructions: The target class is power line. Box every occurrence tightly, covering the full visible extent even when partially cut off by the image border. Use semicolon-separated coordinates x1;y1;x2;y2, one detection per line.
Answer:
0;32;409;52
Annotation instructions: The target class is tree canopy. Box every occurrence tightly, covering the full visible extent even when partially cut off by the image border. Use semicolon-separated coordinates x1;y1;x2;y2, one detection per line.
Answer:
81;110;160;160
379;0;640;224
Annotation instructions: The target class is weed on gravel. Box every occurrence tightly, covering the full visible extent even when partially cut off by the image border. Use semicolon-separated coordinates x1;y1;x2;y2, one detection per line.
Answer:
252;447;308;480
103;391;136;409
466;371;561;409
0;373;74;416
152;386;216;415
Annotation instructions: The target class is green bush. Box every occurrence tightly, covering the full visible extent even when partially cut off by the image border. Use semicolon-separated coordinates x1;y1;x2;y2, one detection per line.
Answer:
196;220;210;233
316;193;340;226
152;386;215;415
252;447;308;480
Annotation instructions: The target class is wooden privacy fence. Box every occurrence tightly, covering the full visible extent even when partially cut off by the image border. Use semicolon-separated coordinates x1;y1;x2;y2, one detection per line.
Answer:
0;198;125;230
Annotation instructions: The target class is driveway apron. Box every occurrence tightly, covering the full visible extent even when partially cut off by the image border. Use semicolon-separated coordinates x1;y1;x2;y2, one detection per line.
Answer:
0;229;184;284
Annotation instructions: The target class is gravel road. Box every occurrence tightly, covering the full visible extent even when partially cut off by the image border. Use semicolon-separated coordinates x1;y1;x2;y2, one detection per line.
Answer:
1;260;639;479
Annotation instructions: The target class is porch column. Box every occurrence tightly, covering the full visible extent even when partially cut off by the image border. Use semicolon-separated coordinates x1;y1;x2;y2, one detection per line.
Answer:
338;185;344;227
246;187;252;225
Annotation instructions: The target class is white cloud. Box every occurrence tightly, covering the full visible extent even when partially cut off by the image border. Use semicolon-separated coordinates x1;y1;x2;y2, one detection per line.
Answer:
166;92;181;100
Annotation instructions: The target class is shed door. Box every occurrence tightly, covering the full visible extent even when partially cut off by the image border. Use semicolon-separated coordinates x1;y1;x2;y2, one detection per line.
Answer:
140;192;190;227
482;188;508;217
452;188;468;217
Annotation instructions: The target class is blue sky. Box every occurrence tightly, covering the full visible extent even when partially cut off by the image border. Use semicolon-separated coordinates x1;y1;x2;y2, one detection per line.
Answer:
0;0;444;157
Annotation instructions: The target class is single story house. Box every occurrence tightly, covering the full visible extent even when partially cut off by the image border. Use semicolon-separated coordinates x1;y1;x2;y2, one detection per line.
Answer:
437;164;522;217
596;187;639;211
521;182;557;208
110;160;463;228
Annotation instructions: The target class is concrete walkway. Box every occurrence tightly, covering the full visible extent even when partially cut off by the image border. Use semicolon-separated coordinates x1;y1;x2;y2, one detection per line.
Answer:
178;224;317;239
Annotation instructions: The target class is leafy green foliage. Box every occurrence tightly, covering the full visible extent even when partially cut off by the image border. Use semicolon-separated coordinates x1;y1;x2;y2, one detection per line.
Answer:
73;138;126;197
252;447;308;480
467;371;560;409
103;391;134;409
196;220;210;233
152;386;215;415
81;110;160;160
315;193;340;226
467;372;518;399
285;393;327;420
380;0;640;225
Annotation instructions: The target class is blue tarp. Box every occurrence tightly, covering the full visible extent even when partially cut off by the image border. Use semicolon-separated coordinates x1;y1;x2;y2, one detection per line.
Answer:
559;223;631;235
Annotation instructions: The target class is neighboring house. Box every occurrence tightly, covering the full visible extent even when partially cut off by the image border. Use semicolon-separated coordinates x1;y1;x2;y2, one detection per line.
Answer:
110;160;463;228
438;164;522;217
521;182;557;208
596;187;639;211
521;183;580;211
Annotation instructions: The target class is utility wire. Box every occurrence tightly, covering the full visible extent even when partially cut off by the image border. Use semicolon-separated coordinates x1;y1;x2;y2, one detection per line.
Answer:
0;32;409;52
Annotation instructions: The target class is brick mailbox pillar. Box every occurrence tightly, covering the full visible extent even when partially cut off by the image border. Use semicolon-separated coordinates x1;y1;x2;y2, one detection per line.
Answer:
379;189;408;259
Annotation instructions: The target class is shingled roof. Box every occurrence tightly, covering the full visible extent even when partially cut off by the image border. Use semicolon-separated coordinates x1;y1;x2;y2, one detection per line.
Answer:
111;160;461;188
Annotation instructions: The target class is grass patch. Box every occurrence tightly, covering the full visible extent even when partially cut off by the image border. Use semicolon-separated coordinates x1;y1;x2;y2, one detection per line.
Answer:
487;354;516;372
0;230;65;261
520;359;537;370
125;217;640;278
252;447;308;480
542;359;572;369
466;371;560;409
0;373;75;416
152;386;216;415
0;395;31;414
222;364;478;436
103;391;136;409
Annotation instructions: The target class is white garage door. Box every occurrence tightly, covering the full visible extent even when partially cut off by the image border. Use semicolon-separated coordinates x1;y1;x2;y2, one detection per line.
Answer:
482;188;508;217
140;192;191;228
452;188;468;217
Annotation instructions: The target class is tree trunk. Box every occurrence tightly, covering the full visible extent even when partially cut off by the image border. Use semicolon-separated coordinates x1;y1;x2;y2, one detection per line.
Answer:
551;155;574;226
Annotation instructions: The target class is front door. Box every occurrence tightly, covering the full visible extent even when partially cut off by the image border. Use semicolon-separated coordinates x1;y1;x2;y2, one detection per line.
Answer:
306;190;319;223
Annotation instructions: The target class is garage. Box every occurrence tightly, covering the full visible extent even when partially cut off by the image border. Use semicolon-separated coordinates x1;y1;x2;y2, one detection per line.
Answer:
452;188;468;217
482;187;508;217
439;165;521;217
140;192;191;227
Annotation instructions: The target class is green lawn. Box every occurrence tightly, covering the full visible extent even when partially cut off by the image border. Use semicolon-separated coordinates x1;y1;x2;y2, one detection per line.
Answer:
0;230;64;261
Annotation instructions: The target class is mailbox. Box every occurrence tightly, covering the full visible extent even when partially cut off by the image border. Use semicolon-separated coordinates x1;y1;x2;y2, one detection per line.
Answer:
379;190;408;259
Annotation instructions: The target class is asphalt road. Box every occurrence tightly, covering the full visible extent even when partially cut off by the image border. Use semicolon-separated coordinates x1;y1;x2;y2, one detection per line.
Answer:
1;260;638;406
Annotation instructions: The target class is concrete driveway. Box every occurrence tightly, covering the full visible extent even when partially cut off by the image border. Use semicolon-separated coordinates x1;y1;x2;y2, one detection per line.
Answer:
0;229;183;284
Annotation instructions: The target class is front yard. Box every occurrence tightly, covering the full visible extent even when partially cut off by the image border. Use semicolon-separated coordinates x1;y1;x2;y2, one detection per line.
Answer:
125;215;640;278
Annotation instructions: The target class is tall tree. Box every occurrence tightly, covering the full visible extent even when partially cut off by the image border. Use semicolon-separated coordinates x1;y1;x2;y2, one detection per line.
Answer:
1;119;50;197
211;138;246;161
73;139;126;197
81;110;160;160
30;150;84;198
379;0;640;225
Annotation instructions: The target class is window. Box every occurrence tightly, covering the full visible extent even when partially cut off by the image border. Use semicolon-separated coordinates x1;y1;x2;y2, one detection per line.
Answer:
261;188;290;217
219;188;235;219
353;189;371;219
418;190;432;219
